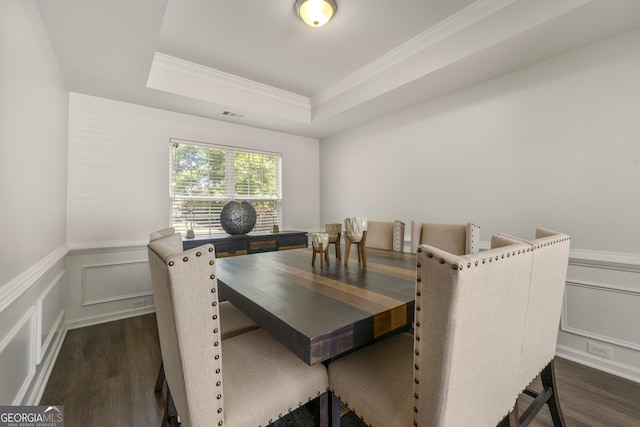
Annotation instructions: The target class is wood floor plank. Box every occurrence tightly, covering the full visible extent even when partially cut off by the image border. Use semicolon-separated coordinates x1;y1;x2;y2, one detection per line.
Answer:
40;314;640;427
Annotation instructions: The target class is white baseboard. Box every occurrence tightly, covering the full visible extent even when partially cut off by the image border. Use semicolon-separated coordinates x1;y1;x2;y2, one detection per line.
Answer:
556;344;640;384
66;305;156;330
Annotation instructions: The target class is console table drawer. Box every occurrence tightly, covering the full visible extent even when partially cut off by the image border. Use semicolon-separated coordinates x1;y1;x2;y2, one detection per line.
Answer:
279;236;308;250
215;242;249;258
249;239;277;253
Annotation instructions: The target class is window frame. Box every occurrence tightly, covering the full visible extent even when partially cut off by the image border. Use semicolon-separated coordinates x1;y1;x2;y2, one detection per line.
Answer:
169;138;282;236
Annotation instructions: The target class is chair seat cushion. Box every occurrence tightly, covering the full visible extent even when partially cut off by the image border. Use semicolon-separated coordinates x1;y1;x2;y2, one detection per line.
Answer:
222;329;329;426
219;301;259;339
328;332;413;427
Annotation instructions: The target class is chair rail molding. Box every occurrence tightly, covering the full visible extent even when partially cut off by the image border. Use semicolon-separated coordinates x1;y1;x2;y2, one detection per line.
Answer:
569;248;640;271
0;245;68;314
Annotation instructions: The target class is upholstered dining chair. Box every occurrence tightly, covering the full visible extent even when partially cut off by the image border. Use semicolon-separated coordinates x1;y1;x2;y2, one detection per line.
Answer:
498;228;571;426
149;228;258;393
410;221;480;255
365;220;405;252
148;239;329;427
328;234;536;427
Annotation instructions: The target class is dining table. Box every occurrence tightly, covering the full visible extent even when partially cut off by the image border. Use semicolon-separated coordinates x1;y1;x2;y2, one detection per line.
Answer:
216;246;417;365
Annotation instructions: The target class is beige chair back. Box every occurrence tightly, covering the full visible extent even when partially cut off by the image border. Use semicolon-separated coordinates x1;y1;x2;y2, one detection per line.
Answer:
148;240;224;427
366;220;405;252
413;235;533;426
410;221;480;254
150;226;177;241
500;228;571;388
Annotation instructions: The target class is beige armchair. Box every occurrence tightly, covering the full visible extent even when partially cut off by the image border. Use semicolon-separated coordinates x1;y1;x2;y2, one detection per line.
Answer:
410;221;480;254
148;238;329;427
365;220;405;252
329;235;538;426
149;228;258;393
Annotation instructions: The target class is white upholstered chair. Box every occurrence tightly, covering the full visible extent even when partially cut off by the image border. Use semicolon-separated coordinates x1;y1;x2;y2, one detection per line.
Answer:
148;238;329;427
149;228;258;393
328;229;571;427
410;221;480;255
499;228;571;426
365;220;405;252
328;235;538;426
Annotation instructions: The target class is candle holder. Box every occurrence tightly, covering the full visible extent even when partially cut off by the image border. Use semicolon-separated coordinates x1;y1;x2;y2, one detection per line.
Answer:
311;232;330;267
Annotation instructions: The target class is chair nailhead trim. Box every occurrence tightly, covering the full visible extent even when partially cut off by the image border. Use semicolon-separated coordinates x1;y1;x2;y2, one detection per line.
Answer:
168;261;174;266
196;251;201;257
183;257;188;262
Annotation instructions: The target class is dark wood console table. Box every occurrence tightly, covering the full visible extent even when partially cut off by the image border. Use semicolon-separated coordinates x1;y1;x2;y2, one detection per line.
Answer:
182;230;308;257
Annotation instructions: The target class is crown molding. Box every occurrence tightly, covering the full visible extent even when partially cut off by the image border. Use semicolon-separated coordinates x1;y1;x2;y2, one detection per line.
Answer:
313;0;519;106
148;52;312;124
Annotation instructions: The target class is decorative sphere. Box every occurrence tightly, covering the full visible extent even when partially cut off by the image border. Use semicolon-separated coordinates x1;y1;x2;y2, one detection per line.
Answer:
220;201;257;235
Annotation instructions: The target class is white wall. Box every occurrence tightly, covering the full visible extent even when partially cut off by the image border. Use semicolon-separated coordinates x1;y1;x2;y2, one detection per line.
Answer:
0;0;68;405
320;28;640;381
67;93;320;247
64;93;320;326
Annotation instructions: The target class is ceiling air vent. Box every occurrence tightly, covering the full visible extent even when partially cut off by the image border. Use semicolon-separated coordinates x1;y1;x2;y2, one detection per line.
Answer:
219;110;244;119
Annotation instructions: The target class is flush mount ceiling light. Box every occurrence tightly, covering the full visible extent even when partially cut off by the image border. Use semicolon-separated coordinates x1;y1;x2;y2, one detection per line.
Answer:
295;0;337;28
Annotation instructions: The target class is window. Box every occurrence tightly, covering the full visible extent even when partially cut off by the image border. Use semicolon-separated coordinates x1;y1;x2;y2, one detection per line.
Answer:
170;138;282;236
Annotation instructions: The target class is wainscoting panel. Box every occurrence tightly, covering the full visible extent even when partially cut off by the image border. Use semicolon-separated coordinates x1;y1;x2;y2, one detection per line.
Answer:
81;260;152;306
557;254;640;383
563;281;640;351
0;308;36;405
0;245;67;405
36;273;64;364
65;245;155;329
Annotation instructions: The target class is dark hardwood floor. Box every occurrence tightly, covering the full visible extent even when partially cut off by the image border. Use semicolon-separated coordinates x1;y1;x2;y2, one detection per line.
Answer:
41;314;640;427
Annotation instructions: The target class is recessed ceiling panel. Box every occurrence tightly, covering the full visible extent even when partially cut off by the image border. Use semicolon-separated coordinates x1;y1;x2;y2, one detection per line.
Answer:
157;0;478;96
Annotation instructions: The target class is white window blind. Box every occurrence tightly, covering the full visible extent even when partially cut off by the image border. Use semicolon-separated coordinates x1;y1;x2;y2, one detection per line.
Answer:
170;138;282;236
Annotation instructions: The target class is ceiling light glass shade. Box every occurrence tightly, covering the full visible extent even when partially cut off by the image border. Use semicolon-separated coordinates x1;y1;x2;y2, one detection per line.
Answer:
295;0;337;28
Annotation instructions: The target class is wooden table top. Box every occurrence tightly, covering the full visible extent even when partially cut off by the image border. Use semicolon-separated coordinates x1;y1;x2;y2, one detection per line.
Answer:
216;247;417;365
